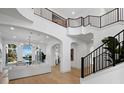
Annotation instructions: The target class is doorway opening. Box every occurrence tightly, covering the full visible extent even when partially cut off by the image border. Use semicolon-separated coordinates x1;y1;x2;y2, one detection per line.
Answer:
51;44;61;72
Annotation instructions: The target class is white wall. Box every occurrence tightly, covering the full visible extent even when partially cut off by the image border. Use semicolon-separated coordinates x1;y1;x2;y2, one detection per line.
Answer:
76;42;90;69
67;27;82;35
70;41;92;69
80;62;124;84
61;40;71;72
71;43;78;68
93;23;124;49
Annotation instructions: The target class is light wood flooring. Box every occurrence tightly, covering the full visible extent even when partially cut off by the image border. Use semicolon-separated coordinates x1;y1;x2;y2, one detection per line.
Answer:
9;65;81;84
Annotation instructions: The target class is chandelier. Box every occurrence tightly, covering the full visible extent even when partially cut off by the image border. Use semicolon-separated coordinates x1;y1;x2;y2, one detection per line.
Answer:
28;32;32;46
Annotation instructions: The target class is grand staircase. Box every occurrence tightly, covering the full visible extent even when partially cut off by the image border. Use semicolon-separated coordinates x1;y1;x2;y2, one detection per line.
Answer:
81;29;124;78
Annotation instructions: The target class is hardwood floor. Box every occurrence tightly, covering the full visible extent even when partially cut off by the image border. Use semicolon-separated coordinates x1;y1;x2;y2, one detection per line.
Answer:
9;65;81;84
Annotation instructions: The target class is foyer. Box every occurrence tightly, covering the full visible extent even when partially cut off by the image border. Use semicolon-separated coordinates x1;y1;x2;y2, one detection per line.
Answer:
0;8;124;84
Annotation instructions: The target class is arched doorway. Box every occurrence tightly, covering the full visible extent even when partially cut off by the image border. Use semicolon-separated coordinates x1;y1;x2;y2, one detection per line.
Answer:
51;44;61;72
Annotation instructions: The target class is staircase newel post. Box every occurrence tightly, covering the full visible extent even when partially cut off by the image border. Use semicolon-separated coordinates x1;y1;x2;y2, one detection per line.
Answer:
81;57;84;78
93;57;96;73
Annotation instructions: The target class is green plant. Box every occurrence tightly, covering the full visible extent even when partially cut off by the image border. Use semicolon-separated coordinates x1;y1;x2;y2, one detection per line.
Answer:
102;36;119;53
102;36;119;63
102;36;124;63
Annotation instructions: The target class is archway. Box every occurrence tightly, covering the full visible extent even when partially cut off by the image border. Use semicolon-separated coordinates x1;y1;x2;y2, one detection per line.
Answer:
71;42;78;69
51;44;61;72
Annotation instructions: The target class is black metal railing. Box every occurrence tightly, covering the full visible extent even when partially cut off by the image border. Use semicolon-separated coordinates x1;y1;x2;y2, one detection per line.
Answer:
83;16;90;27
100;8;119;28
33;8;124;28
81;29;124;78
89;15;100;28
34;8;67;27
68;17;82;28
68;8;124;28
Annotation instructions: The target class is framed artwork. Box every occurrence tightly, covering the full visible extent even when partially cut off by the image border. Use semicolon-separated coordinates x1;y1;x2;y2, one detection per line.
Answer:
71;48;74;61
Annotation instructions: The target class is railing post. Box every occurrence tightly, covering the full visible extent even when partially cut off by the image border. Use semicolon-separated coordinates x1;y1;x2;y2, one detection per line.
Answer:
88;15;90;25
93;57;96;73
100;16;101;28
117;8;119;21
67;18;70;27
81;17;84;26
113;38;116;66
81;57;84;78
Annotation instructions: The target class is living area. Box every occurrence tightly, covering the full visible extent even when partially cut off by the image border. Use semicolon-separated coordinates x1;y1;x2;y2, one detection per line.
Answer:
0;24;62;83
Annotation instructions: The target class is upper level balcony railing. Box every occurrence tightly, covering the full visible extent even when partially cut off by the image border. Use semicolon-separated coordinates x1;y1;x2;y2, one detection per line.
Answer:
34;8;67;27
68;8;124;28
33;8;124;28
68;17;82;28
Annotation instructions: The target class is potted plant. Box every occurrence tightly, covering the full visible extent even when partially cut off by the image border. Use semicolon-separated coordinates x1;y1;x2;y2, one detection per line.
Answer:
102;36;119;64
102;36;124;64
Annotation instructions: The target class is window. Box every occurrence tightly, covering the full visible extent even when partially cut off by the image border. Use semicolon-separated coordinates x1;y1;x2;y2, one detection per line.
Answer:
6;44;17;64
23;44;32;64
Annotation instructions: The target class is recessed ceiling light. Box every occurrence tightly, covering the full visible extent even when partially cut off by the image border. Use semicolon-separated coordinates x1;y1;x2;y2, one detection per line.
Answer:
13;36;16;38
10;27;15;30
72;11;75;15
46;36;49;38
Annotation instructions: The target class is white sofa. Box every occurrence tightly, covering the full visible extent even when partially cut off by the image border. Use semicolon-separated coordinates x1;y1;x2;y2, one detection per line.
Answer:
8;63;51;80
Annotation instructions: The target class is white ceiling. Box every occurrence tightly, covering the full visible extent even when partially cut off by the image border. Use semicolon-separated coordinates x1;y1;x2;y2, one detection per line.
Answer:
49;8;113;18
0;25;59;45
0;8;32;22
